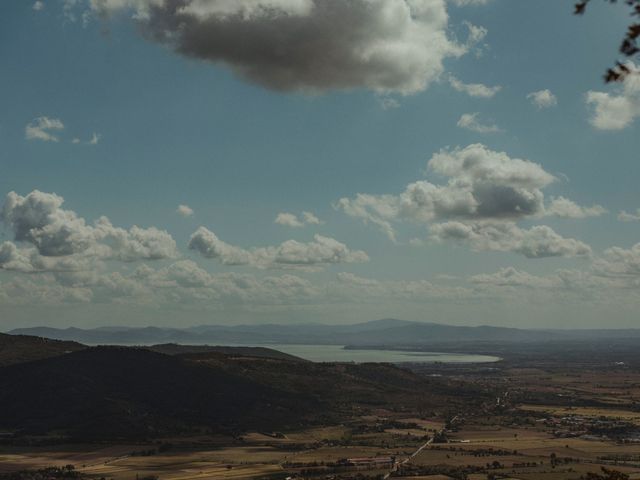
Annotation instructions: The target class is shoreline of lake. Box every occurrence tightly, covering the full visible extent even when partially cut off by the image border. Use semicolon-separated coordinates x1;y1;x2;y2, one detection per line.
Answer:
249;343;501;364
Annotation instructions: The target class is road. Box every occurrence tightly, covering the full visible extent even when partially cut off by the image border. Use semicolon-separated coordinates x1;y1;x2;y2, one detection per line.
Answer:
383;415;459;479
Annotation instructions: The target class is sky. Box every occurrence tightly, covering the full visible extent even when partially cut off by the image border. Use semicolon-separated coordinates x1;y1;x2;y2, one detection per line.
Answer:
1;0;639;330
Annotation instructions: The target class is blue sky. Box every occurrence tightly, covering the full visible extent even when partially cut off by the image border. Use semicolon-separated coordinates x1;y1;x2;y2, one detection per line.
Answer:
1;0;639;330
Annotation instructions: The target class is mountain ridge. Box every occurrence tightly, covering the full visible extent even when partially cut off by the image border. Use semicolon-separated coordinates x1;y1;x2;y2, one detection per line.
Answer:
9;319;640;347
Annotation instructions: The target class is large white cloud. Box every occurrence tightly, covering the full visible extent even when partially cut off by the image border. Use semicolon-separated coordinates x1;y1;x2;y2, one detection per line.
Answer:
0;191;178;270
188;226;368;269
84;0;469;94
336;144;597;257
338;144;555;236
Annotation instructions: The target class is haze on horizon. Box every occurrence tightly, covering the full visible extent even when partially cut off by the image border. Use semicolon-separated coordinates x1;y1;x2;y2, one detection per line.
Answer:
1;0;639;331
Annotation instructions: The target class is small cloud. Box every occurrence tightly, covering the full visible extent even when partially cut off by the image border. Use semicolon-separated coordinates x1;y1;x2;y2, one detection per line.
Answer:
378;96;400;110
618;209;640;222
409;238;426;247
177;204;195;217
456;112;501;133
527;89;558;109
275;213;304;228
464;21;487;46
302;211;322;225
32;1;44;11
450;0;491;5
71;132;101;145
586;69;640;130
463;21;489;57
275;211;323;228
25;116;64;142
449;75;501;98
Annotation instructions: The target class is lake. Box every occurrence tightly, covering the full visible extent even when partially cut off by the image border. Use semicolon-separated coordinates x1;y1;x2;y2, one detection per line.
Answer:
256;344;500;363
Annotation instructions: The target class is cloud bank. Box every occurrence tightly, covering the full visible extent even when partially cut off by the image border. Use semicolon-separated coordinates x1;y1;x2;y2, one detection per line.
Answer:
189;227;368;269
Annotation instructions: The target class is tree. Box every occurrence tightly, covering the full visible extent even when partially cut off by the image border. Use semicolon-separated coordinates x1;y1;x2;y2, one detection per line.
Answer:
575;0;640;81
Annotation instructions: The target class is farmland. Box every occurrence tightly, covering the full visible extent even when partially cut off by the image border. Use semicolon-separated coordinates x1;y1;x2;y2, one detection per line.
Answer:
4;339;640;479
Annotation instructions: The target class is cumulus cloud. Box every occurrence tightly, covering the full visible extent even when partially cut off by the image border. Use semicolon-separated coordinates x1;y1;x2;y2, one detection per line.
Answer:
1;190;178;267
177;204;195;217
430;221;592;258
527;89;557;109
25;116;64;142
618;209;640;222
337;144;598;255
546;197;607;219
0;242;37;273
274;211;322;227
457;112;501;133
338;144;558;239
82;0;469;94
189;226;368;269
449;75;501;98
33;1;45;11
586;69;640;130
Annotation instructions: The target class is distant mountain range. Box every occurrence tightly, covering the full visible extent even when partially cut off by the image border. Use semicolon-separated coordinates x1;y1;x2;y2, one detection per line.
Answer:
9;319;640;347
